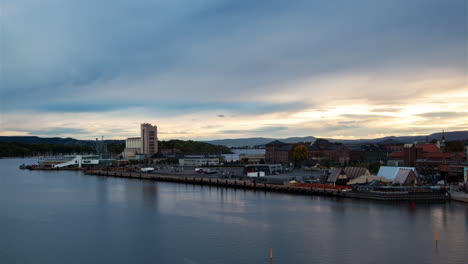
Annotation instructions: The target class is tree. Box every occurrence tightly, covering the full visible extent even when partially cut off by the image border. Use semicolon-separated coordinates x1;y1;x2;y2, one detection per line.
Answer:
445;140;464;152
291;145;308;167
368;163;381;174
107;143;125;154
314;138;329;144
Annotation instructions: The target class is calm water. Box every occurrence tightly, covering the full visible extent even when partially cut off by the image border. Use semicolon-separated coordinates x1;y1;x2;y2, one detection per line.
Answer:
1;158;467;264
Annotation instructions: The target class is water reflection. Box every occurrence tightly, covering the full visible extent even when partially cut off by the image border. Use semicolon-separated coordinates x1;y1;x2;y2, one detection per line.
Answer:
1;158;467;264
141;181;158;209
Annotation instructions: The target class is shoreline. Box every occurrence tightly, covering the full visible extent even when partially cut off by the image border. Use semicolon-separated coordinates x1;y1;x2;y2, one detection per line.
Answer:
84;170;450;202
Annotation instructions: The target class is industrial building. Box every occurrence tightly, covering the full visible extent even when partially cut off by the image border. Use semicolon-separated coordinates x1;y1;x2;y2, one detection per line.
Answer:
123;123;159;159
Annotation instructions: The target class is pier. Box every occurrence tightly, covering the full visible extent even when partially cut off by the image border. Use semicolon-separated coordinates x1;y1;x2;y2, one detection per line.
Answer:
84;170;450;201
85;170;344;196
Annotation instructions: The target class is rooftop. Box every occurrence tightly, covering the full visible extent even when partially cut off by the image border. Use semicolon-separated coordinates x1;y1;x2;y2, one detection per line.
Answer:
416;144;440;153
266;140;287;146
388;151;404;158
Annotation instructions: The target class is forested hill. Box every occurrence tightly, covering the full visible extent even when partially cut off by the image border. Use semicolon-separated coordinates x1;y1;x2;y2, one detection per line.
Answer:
159;140;232;154
0;137;232;157
0;136;124;147
0;142;95;157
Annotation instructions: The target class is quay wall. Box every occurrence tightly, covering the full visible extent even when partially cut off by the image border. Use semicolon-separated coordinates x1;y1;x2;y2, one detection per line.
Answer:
84;170;343;196
451;192;468;203
84;170;449;201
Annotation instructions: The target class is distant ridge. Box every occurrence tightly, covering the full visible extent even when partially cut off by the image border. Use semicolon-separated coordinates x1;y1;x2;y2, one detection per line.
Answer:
203;131;468;147
1;130;467;148
204;136;317;148
0;136;124;148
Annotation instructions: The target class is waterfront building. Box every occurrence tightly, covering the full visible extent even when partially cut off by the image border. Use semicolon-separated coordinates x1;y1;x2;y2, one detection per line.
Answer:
347;145;364;164
265;140;290;164
126;137;142;149
464;146;468;162
347;175;392;185
123;137;141;159
343;166;371;179
39;155;115;168
307;140;351;165
327;168;348;186
244;164;283;175
377;166;419;185
387;151;404;166
239;153;266;164
389;140;467;182
122;123;159;159
179;157;220;166
377;138;404;152
393;168;418;185
141;123;158;157
360;144;389;165
327;166;371;185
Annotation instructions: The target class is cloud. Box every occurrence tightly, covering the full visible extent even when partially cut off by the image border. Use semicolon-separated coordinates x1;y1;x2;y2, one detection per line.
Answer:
417;112;468;119
31;101;304;116
222;126;288;134
1;0;467;139
29;127;89;136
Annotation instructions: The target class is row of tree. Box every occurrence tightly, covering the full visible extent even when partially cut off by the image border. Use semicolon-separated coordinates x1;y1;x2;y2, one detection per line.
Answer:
0;140;232;158
0;142;95;157
158;140;232;154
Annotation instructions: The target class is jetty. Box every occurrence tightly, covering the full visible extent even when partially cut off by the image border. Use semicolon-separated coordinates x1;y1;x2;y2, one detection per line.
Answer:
85;170;345;196
84;170;450;201
450;192;468;203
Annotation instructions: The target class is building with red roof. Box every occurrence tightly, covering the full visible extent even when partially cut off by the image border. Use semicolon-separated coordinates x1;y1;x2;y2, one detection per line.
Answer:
387;133;467;182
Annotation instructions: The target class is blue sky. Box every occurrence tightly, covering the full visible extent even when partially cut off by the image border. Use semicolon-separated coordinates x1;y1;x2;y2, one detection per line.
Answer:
1;0;467;140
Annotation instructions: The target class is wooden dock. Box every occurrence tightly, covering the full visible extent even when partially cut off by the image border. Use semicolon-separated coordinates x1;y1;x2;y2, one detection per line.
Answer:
450;192;468;203
84;170;450;201
84;170;345;196
343;190;449;201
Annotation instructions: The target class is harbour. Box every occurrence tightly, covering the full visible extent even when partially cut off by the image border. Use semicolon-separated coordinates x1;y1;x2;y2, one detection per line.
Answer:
84;169;451;202
3;1;468;263
2;158;467;264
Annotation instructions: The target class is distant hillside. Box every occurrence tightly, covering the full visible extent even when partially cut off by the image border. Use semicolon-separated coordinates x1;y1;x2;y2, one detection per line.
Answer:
0;136;231;155
2;130;467;149
329;131;468;145
0;142;95;157
0;136;124;148
204;131;468;147
204;136;316;148
159;140;232;154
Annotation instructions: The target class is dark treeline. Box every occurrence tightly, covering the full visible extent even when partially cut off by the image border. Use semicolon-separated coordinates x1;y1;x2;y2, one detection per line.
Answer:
445;140;466;152
430;139;466;152
159;140;232;154
0;142;95;157
107;143;125;154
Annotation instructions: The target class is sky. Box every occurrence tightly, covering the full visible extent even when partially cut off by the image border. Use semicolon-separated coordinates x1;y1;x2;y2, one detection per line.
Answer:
1;0;467;140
